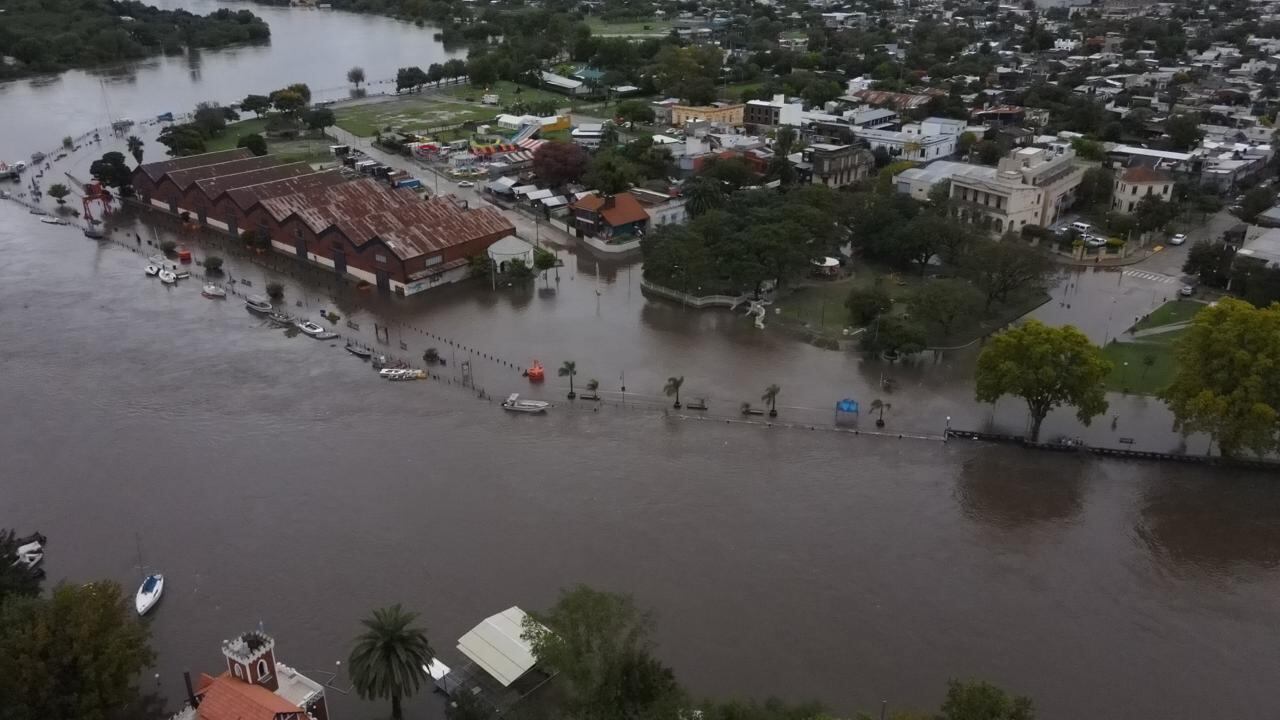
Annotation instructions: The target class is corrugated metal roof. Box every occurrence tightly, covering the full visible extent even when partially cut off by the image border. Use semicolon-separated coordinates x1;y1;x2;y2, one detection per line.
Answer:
224;170;346;210
162;155;282;190
138;149;253;181
456;607;542;687
193;163;314;202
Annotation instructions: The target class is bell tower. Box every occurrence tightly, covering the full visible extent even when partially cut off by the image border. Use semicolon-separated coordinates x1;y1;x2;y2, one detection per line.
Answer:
222;631;280;692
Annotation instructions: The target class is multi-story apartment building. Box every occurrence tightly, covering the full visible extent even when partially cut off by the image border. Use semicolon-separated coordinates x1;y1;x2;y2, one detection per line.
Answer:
945;147;1085;234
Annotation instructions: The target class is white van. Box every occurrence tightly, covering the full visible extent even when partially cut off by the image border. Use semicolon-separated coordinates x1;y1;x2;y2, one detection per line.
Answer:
1070;221;1092;234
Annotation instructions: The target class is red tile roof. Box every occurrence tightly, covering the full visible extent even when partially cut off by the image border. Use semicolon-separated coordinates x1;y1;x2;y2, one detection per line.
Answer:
195;673;306;720
571;193;650;227
138;149;254;182
1120;164;1172;184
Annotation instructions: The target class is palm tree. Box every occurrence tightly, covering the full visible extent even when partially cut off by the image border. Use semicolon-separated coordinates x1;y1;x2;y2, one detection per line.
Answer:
870;398;891;428
684;176;724;217
348;605;435;720
559;360;577;399
664;376;684;408
762;384;780;417
126;135;144;166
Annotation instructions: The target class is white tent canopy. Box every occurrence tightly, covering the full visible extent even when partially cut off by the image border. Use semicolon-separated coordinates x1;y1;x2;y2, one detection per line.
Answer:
456;606;544;687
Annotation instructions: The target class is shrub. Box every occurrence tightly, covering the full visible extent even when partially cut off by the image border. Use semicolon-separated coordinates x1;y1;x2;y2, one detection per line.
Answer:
204;256;224;273
265;281;284;298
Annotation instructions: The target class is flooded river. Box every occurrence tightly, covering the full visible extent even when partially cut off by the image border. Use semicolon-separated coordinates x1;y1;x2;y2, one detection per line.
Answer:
2;200;1280;720
2;3;1280;718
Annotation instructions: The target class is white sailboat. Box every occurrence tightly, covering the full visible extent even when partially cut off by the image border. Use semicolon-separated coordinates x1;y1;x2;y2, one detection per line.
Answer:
133;535;164;616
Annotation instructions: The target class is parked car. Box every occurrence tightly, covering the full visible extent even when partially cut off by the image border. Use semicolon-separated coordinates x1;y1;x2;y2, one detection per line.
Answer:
1169;233;1187;245
1083;234;1107;248
457;180;474;188
1180;285;1195;297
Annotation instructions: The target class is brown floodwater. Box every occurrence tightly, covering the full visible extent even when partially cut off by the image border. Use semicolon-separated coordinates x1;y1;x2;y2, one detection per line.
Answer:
2;199;1280;720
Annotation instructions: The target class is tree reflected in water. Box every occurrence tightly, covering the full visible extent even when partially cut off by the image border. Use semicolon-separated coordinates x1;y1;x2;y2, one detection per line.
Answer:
956;446;1088;530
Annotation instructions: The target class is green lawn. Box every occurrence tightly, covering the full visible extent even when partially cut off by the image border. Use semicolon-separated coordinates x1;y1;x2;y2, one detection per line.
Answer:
334;97;500;137
775;270;922;338
586;17;673;35
1133;299;1207;331
1103;329;1185;395
437;80;570;109
205;118;268;152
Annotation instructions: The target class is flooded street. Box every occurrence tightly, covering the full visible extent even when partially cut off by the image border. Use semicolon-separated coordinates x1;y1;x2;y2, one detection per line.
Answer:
3;202;1280;720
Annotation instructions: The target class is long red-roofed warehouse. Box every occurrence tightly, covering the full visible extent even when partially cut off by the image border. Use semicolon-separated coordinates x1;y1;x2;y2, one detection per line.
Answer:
131;151;516;295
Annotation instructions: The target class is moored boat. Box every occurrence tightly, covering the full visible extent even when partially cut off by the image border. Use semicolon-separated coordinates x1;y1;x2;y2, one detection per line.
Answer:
268;310;293;325
294;319;327;337
313;331;340;340
502;393;549;413
345;344;373;359
158;269;177;285
39;216;66;225
379;368;409;380
526;360;545;383
174;270;191;280
245;295;273;313
202;284;227;298
135;574;164;616
145;264;160;277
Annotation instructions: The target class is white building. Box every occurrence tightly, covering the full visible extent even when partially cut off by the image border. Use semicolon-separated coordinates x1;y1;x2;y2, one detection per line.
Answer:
855;117;966;162
1112;163;1174;214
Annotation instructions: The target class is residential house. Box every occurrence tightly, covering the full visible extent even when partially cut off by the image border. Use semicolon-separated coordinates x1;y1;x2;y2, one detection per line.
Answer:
168;631;329;720
944;147;1085;233
569;193;650;239
1112;163;1174;213
630;188;688;227
802;144;876;188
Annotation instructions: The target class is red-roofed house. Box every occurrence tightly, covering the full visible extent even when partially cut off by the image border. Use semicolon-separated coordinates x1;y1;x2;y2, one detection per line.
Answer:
171;631;329;720
569;193;650;239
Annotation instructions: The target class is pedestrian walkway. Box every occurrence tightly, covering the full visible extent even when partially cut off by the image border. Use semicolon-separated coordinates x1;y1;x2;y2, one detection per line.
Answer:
1130;320;1192;339
1123;269;1179;284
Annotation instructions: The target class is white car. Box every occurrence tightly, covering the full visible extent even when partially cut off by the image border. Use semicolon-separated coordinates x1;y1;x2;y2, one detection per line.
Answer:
1082;234;1107;248
1180;285;1195;297
1169;233;1187;245
457;180;474;188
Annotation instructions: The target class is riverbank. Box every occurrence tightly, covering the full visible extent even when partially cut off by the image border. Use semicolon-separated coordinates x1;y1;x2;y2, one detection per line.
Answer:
5;198;1280;720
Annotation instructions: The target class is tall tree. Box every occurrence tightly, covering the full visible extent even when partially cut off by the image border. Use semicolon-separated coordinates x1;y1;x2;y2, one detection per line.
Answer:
89;152;133;193
303;107;336;131
270;90;306;117
908;279;985;341
240;94;272;118
974;319;1111;442
347;65;365;87
1161;298;1280;457
532;142;590;186
523;585;681;720
125;135;144;165
348;604;436;720
1075;166;1113;208
1239;186;1274;223
664;376;684;408
559;360;578;398
47;183;70;204
583;152;639;194
395;66;429;93
683;176;725;217
963;241;1055;309
1164;113;1203;151
0;581;154;720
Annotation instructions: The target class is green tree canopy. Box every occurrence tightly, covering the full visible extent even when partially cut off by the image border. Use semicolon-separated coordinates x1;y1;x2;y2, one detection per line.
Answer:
908;279;985;342
303;107;336;131
962;240;1055;309
89;151;132;191
974;319;1110;441
240;94;271;117
938;679;1036;720
1076;166;1114;208
1161;298;1280;456
1240;186;1274;223
237;133;268;156
523;585;682;720
0;581;154;720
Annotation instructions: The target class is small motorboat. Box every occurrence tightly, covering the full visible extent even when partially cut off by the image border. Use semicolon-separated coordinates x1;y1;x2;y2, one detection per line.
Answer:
158;269;177;285
294;319;328;337
202;284;227;298
12;537;44;570
345;344;373;359
174;270;191;280
379;368;409;380
245;295;273;314
502;393;549;413
526;360;545;383
39;216;66;225
268;310;293;325
135;573;164;616
313;331;340;340
145;264;160;277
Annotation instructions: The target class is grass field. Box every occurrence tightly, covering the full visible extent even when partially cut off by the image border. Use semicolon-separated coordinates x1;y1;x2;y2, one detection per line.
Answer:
205;118;268;152
334;97;500;137
205;119;334;164
1103;330;1185;395
1134;298;1206;331
438;81;569;109
586;17;673;35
